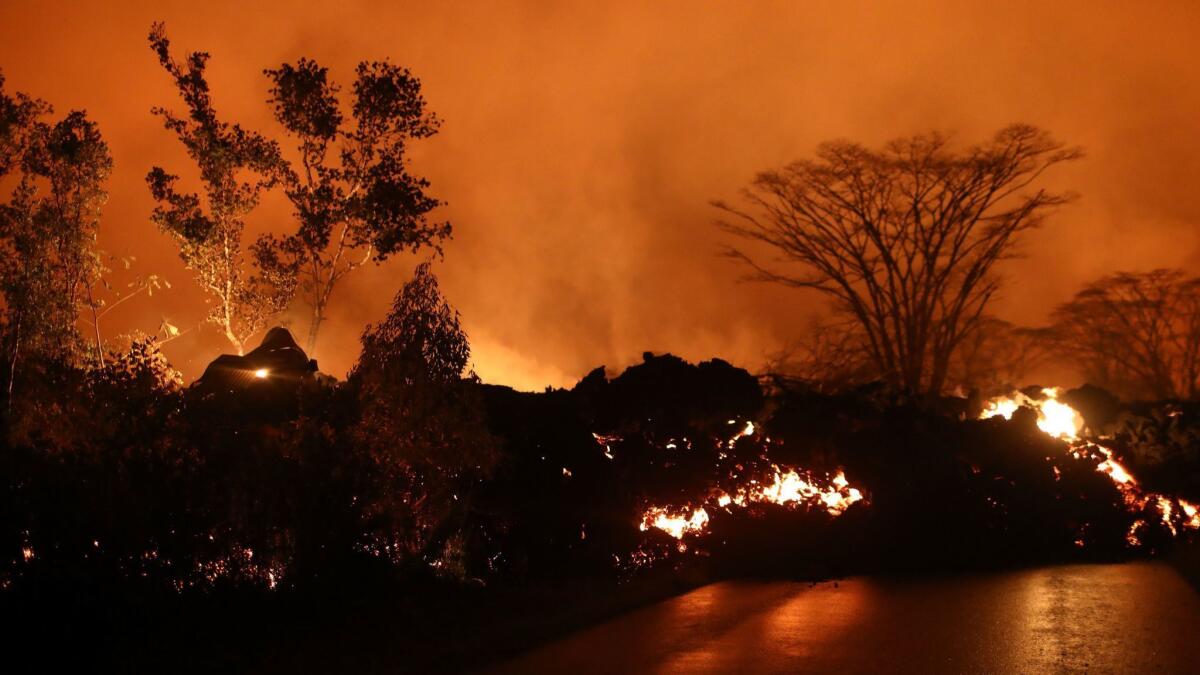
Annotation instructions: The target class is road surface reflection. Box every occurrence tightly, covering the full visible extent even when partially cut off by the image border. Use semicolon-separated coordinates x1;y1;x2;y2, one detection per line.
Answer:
485;562;1200;674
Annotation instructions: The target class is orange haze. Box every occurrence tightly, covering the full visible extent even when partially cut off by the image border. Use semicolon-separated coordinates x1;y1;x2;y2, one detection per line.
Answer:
2;1;1199;390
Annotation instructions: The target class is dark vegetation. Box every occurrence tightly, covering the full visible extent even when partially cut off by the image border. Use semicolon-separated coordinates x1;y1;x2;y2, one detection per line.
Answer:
4;22;1200;675
3;322;1199;672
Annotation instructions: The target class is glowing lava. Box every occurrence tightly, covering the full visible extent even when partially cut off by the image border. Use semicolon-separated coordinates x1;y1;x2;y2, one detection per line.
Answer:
980;388;1200;545
640;507;710;539
640;460;865;540
980;387;1082;440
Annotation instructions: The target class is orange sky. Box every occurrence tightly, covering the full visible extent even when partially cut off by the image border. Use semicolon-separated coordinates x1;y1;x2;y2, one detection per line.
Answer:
2;1;1199;390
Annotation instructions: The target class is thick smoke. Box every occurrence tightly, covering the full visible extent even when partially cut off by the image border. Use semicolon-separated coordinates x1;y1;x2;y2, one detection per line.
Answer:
1;0;1198;389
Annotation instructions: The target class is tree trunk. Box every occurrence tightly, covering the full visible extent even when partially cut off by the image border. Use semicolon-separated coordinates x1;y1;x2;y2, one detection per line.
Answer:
87;286;105;368
306;302;323;355
6;315;20;412
224;326;244;356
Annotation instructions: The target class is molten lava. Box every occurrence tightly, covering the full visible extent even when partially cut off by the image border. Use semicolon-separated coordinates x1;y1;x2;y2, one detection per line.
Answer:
980;387;1082;440
640;507;711;539
980;388;1200;545
637;420;865;539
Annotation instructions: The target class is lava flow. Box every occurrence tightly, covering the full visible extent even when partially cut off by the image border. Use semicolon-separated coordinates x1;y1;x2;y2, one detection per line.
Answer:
979;387;1200;544
635;421;865;539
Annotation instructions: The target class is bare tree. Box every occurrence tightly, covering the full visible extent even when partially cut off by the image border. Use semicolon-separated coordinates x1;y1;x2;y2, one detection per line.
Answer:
947;317;1052;395
146;24;294;355
716;125;1080;395
763;317;875;392
1051;269;1200;400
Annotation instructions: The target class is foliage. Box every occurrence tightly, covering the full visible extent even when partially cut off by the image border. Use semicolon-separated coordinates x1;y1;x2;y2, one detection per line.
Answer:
717;125;1081;395
0;73;112;424
146;23;295;355
349;262;497;564
260;57;449;353
351;262;479;450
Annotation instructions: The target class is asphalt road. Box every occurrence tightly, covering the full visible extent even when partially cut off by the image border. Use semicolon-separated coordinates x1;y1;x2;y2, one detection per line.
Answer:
485;562;1200;674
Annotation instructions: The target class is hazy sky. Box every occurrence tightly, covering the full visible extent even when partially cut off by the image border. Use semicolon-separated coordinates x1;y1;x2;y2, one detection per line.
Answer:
2;1;1198;389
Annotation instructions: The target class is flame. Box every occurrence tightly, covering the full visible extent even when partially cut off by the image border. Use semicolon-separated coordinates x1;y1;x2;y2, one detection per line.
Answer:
640;507;710;539
733;420;755;440
253;368;269;379
638;390;1196;547
981;388;1200;546
1180;499;1200;530
735;468;864;516
640;463;864;539
592;432;618;460
980;387;1082;440
1091;442;1135;485
1036;397;1083;439
1158;496;1178;536
720;419;757;449
1126;520;1144;547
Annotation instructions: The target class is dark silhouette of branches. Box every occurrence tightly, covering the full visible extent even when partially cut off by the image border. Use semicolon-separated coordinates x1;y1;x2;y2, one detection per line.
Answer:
1052;269;1200;400
145;23;294;355
716;125;1080;395
349;262;496;561
261;57;448;354
763;317;875;392
947;317;1052;395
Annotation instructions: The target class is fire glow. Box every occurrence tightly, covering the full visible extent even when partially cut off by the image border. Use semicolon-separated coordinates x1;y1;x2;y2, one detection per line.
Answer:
636;389;1196;550
639;469;864;540
980;388;1200;544
636;421;865;539
980;387;1083;440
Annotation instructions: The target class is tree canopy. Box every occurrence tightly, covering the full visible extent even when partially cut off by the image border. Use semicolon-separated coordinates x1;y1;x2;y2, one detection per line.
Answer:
717;125;1080;395
260;56;449;353
146;23;294;355
1;72;112;410
1053;269;1200;400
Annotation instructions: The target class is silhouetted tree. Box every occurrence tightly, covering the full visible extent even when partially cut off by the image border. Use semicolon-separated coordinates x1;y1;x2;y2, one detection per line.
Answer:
716;125;1080;395
349;262;496;564
763;318;875;392
259;58;448;354
947;317;1051;395
766;315;1047;396
146;24;294;355
0;72;111;406
1052;269;1200;400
